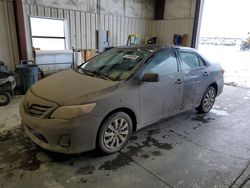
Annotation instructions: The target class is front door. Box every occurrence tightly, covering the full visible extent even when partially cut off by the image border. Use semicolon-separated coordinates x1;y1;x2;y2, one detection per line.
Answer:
139;49;183;126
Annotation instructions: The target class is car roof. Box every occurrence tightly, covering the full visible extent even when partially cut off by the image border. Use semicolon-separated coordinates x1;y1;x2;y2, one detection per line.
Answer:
116;45;196;53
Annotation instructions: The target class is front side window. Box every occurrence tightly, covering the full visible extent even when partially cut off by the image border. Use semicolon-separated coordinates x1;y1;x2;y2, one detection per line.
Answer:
78;48;150;81
30;17;66;50
144;50;178;76
179;51;206;70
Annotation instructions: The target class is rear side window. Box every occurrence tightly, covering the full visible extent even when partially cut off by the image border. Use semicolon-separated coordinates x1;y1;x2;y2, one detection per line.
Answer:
179;51;206;70
144;50;178;76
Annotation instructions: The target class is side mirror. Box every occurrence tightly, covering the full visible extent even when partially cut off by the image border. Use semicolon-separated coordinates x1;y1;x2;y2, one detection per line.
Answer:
141;73;159;82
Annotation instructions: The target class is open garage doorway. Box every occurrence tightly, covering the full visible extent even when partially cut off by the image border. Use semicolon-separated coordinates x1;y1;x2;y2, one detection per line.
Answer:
197;0;250;88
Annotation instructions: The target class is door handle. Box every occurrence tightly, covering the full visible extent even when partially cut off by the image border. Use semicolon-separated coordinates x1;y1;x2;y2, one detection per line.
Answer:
175;79;182;84
203;72;208;76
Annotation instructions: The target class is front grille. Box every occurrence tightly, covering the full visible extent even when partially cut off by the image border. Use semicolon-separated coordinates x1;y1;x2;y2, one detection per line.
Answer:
27;104;52;117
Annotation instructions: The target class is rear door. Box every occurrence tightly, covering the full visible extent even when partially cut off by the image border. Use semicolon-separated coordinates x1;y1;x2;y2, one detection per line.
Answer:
178;50;210;110
139;49;183;126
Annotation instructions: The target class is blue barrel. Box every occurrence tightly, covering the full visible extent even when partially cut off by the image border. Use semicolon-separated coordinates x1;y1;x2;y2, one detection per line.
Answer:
17;64;38;94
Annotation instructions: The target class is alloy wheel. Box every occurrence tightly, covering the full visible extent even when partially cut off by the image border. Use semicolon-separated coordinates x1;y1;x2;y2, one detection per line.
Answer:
103;117;129;150
203;88;215;112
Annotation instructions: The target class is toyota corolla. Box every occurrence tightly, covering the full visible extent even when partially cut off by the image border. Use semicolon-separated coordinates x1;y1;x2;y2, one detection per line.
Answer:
20;45;224;154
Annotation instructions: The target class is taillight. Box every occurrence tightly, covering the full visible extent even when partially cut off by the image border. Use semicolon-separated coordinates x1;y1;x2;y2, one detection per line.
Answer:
221;68;225;75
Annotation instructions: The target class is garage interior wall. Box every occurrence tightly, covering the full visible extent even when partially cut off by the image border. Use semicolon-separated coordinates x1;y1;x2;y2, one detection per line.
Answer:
23;0;154;59
0;0;197;68
151;0;196;47
0;0;19;70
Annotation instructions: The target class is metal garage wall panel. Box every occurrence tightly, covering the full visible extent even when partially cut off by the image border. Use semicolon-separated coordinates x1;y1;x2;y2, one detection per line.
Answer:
99;14;105;31
75;11;81;48
108;15;113;46
104;14;109;31
124;17;129;44
37;6;45;17
112;16;117;46
116;16;121;46
80;12;87;49
90;13;96;49
51;8;58;18
44;7;51;17
63;9;71;48
0;0;19;70
23;2;152;59
85;12;91;49
120;17;125;45
30;4;37;16
69;10;76;48
58;9;64;19
151;19;194;46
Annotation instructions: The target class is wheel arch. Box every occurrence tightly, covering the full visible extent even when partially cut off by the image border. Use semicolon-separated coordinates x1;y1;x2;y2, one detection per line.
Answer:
95;107;137;148
208;82;218;95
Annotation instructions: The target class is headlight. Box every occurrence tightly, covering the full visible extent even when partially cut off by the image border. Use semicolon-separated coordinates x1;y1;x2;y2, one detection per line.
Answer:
50;103;96;120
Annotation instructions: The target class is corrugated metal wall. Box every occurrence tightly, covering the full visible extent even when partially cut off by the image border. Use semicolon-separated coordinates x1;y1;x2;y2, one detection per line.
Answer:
23;3;152;59
0;0;19;70
151;19;194;46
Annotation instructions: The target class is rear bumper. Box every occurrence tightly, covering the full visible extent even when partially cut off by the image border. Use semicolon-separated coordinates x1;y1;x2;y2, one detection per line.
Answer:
20;101;102;154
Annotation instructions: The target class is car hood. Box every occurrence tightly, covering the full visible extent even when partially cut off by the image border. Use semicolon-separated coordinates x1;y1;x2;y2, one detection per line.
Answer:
30;69;119;105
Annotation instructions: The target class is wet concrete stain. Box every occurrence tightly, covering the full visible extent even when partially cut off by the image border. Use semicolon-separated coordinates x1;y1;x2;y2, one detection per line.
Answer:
130;136;138;141
99;153;131;171
152;151;162;156
169;130;182;137
144;137;173;150
99;128;173;171
5;171;14;180
76;165;95;175
0;128;41;172
141;154;150;159
191;115;215;124
0;130;12;142
80;178;88;184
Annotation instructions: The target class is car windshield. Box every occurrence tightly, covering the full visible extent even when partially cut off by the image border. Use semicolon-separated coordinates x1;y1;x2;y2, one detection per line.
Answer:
77;48;150;81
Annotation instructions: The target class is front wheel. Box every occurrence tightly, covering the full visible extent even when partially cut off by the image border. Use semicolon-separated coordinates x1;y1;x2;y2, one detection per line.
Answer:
97;112;132;154
195;86;216;114
0;92;11;106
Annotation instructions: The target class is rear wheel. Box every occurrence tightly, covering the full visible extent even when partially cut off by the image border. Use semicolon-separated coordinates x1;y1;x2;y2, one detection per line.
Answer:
0;92;11;106
98;112;132;154
195;86;216;114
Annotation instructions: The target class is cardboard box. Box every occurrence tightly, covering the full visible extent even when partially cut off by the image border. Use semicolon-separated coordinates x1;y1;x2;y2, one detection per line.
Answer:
81;49;96;62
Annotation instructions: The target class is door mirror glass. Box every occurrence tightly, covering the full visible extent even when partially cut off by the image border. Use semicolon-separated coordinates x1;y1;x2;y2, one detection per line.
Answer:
141;73;159;82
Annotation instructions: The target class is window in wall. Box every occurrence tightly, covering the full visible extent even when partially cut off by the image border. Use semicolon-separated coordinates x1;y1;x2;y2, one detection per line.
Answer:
30;17;66;50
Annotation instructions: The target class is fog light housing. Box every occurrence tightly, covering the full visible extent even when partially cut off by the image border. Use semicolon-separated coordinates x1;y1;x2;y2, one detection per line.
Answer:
58;134;71;148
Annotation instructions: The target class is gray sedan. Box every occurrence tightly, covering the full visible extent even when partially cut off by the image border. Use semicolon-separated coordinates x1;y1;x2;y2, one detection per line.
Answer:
20;45;224;154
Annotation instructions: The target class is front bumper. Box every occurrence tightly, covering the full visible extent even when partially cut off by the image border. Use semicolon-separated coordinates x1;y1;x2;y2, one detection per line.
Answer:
20;98;102;154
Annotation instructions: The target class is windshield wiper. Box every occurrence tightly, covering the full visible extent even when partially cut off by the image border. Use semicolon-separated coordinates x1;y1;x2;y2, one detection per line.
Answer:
79;68;115;81
80;68;95;77
97;74;115;81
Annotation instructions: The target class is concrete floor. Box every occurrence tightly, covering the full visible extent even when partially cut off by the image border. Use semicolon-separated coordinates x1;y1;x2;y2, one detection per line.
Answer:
0;85;250;188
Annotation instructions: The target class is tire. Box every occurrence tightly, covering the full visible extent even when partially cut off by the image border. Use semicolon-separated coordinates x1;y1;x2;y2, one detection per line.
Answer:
0;92;11;106
195;86;216;114
98;112;133;154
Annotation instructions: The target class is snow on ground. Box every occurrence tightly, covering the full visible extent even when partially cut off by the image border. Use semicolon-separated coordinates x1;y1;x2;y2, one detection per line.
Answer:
198;44;250;88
